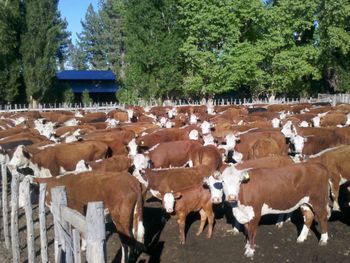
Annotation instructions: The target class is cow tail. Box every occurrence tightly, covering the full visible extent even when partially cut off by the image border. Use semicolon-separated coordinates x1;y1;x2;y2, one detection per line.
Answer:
133;184;144;244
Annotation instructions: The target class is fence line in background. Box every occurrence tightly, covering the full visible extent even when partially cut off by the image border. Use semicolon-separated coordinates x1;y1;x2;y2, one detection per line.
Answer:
1;93;348;113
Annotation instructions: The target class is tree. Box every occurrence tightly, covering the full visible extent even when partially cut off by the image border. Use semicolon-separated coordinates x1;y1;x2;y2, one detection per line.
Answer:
63;88;75;104
0;0;22;104
81;89;92;105
318;0;350;92
20;0;70;104
122;0;183;101
77;4;106;69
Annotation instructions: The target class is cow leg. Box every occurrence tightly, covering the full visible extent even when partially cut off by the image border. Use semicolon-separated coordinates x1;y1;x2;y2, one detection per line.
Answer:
196;209;207;236
177;212;187;245
244;216;259;258
276;212;292;228
297;205;314;243
329;177;341;211
206;206;215;239
313;206;329;246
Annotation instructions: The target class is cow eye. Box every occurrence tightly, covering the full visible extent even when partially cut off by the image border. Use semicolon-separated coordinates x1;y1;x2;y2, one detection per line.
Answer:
213;182;223;190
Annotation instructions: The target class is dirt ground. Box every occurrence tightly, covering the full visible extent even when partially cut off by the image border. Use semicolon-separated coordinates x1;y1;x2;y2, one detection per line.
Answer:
0;185;349;263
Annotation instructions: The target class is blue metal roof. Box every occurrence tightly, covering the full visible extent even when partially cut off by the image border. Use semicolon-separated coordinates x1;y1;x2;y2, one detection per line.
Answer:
56;70;116;81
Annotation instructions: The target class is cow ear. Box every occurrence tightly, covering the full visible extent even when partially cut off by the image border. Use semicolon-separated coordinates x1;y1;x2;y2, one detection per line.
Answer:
173;192;182;199
241;171;250;183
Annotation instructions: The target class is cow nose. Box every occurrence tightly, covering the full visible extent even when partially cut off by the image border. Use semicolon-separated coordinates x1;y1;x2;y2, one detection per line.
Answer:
227;195;237;202
212;197;222;204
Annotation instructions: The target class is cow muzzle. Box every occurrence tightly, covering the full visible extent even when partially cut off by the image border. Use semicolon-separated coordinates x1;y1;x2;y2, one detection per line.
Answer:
212;197;222;204
227;194;238;202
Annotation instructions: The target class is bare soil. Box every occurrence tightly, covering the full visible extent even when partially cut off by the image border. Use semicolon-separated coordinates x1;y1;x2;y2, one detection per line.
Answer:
0;184;349;263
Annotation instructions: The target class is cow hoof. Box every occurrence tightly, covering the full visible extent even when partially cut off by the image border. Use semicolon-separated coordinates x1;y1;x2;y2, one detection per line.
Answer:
276;222;283;229
206;233;212;239
319;240;327;246
179;240;185;245
296;237;305;243
196;231;202;236
244;247;255;258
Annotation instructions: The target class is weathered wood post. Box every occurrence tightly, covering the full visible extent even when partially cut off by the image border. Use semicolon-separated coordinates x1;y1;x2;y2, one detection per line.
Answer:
21;178;35;263
39;183;48;263
10;173;20;263
72;229;81;263
1;163;10;249
51;187;73;263
86;202;106;263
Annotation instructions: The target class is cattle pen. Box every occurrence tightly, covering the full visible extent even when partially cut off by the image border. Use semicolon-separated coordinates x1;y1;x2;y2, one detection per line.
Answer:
0;96;349;263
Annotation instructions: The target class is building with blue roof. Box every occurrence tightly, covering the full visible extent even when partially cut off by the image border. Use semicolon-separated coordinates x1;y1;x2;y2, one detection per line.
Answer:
56;70;118;102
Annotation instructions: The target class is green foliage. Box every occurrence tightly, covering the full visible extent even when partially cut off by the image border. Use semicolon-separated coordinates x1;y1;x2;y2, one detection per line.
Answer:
20;0;69;103
0;1;22;103
116;87;139;105
63;88;75;104
81;89;92;105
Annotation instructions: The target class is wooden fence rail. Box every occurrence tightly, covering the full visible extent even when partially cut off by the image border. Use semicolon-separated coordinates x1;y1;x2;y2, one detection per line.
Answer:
0;163;106;263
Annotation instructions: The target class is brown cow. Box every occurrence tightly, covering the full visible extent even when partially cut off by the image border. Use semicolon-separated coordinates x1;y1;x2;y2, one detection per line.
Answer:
308;145;350;211
219;162;330;257
34;171;144;262
148;140;202;168
189;145;223;175
8;140;110;177
86;155;131;173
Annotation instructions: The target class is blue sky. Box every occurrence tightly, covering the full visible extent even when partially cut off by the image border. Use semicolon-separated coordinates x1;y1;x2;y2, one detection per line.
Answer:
58;0;99;44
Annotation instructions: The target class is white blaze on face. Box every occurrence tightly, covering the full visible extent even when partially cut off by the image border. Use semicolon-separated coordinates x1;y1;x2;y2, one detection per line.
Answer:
106;118;119;128
8;145;30;170
206;176;223;204
220;166;248;202
232;151;243;163
299;121;309;127
207;106;215;115
346;113;350;125
290;135;306;154
159;117;167;127
279;111;287;120
312;115;321;127
189;129;199;140
127;109;134;121
272;118;280;128
64;118;79;126
226;133;238;149
165;121;173;128
128;138;138;157
281;121;294;138
190;114;197;124
133;154;149;171
163;193;175;213
203;134;215;146
167;107;176;119
201;121;211;135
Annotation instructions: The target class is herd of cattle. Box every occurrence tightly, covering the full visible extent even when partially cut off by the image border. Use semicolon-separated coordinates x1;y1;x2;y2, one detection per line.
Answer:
0;102;350;262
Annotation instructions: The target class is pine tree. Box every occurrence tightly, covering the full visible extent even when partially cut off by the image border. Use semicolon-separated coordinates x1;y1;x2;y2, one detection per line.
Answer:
20;0;69;104
0;0;22;104
82;89;92;105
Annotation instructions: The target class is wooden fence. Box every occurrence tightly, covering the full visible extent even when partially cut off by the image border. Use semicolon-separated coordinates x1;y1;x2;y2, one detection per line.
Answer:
0;163;106;262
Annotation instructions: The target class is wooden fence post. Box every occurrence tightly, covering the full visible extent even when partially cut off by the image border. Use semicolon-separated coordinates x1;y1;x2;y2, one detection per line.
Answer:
51;187;73;263
22;178;35;263
1;164;10;249
86;202;106;263
10;173;20;263
72;229;81;263
39;183;48;263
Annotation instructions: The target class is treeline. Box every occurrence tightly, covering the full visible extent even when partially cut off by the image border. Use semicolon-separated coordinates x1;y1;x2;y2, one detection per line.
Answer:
0;0;69;105
1;1;350;105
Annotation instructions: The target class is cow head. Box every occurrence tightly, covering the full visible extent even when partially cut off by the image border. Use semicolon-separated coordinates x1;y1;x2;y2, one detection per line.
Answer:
290;135;306;154
165;121;173;128
279;111;287;120
133;153;150;172
105;118;119;128
75;160;91;172
167;107;177;119
128;138;138;157
163;192;182;213
220;165;250;202
201;121;211;135
189;129;199;140
190;114;198;124
299;121;309;127
271;118;280;128
205;176;223;204
281;121;294;138
8;145;31;171
203;133;215;146
225;133;239;148
312;116;320;127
